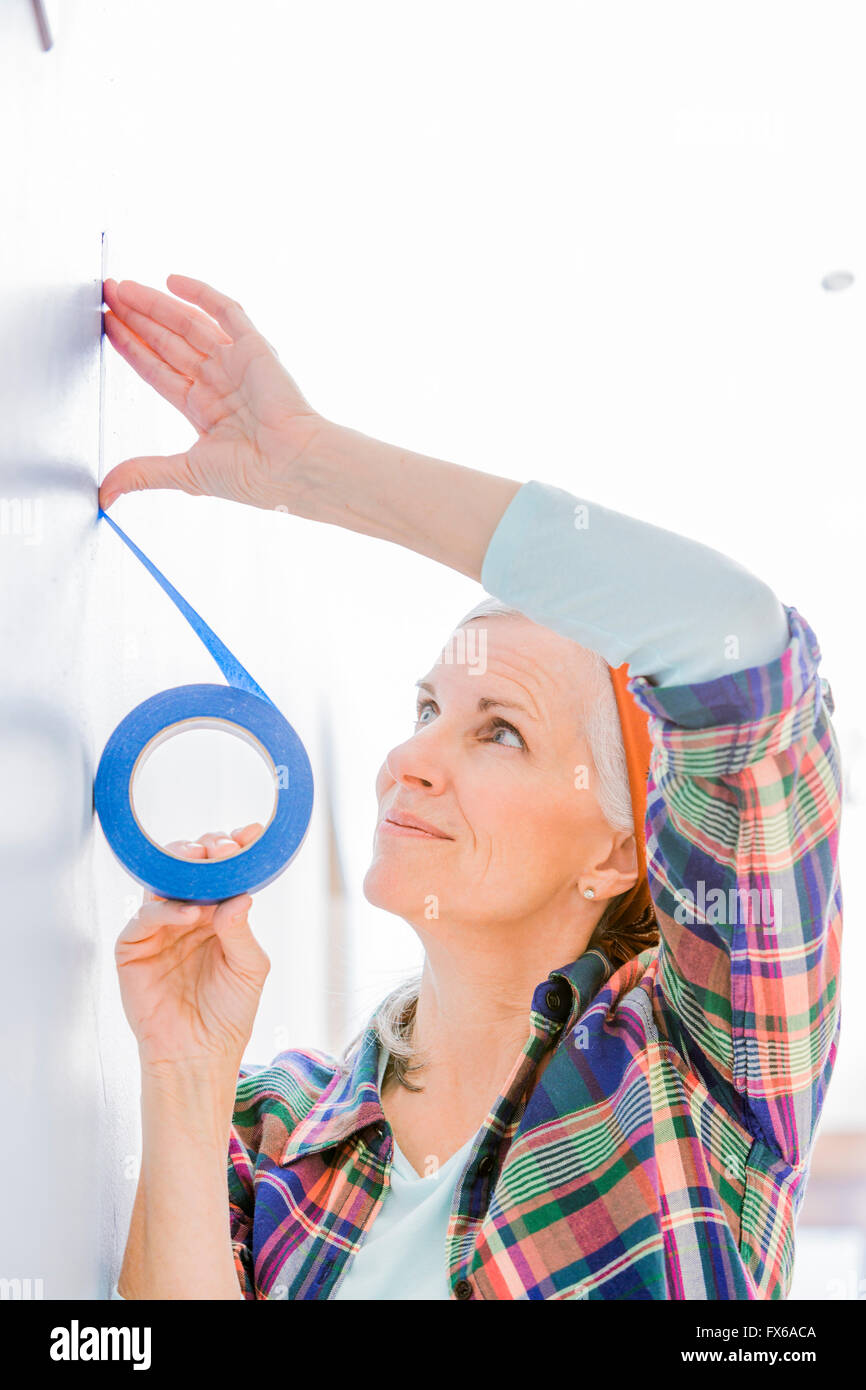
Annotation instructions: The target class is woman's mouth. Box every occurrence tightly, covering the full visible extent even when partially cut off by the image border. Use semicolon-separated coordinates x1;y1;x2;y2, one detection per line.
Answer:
379;812;453;840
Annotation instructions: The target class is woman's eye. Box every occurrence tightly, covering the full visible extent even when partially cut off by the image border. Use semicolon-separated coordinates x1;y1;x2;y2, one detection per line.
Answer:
488;720;526;750
413;702;526;750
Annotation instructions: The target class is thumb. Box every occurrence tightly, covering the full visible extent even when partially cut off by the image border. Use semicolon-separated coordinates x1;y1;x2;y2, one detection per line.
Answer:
212;895;270;982
99;452;198;510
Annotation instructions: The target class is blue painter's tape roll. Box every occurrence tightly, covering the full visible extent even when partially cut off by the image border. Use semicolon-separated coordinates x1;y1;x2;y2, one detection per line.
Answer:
95;683;314;903
94;510;314;903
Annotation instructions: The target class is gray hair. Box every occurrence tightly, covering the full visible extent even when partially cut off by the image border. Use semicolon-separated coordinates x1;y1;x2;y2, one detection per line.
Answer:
347;598;634;1091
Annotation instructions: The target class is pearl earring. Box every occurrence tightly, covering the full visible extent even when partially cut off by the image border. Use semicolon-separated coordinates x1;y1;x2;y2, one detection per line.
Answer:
583;887;595;899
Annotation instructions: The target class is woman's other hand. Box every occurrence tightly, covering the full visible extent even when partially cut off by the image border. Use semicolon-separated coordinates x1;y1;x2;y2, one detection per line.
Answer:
99;275;329;513
115;823;270;1076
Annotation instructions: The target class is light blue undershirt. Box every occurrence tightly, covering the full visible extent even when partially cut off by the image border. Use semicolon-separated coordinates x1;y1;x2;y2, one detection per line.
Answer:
112;480;790;1301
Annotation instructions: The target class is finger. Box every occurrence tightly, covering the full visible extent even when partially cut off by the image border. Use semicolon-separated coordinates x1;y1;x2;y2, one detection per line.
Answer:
165;273;258;341
165;838;210;858
107;278;232;354
197;831;246;859
104;284;208;379
116;916;217;966
211;894;270;979
99;451;200;510
116;898;202;949
229;822;266;848
103;308;194;415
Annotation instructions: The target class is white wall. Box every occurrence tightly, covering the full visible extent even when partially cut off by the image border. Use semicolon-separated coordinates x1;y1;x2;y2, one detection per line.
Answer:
1;0;863;1298
0;0;107;1301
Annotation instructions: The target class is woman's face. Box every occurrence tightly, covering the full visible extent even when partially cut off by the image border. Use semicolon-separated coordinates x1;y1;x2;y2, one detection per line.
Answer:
363;615;630;941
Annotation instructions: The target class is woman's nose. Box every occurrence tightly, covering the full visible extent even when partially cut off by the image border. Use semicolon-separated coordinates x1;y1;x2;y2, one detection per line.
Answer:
382;734;443;793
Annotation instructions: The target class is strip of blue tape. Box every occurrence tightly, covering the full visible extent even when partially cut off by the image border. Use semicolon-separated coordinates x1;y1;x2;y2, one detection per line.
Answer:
98;509;272;703
94;511;313;902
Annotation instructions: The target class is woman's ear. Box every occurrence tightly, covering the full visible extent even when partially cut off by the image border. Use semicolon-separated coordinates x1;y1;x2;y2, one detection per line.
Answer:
580;831;639;903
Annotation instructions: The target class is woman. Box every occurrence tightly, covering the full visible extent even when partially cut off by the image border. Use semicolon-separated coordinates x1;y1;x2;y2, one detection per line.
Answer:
104;274;842;1301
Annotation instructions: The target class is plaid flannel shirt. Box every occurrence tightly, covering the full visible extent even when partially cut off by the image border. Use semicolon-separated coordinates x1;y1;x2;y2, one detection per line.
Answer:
227;602;842;1299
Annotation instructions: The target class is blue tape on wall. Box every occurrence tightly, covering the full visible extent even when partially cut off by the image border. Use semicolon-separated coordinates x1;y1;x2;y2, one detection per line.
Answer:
94;510;314;903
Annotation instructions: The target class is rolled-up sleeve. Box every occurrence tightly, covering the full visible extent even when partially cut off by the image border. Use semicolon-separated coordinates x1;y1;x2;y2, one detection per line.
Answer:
631;610;843;1169
480;480;790;685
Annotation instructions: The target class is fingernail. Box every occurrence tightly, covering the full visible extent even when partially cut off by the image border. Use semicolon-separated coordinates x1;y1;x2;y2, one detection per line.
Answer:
180;904;199;915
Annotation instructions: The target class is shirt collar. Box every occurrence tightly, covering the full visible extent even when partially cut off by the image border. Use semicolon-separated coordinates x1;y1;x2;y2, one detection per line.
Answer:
278;946;615;1166
279;1024;385;1165
541;946;615;1032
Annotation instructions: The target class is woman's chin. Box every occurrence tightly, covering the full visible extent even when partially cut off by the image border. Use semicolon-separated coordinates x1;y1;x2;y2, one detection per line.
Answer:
362;862;402;911
362;862;421;917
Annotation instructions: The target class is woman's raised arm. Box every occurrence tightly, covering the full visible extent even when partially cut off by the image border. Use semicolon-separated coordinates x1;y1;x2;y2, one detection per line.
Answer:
99;274;521;582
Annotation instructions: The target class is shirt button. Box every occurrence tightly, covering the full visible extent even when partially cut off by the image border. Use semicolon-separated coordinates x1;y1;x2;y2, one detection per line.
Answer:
477;1154;494;1177
453;1278;474;1300
545;989;562;1012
